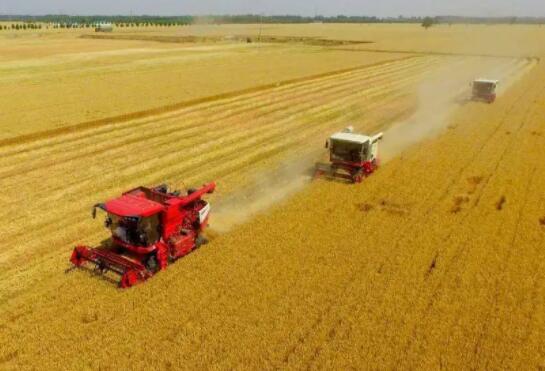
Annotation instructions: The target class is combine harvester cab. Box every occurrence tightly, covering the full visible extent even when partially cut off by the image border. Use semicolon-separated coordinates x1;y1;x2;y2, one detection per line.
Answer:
471;79;499;103
70;182;215;288
315;127;383;183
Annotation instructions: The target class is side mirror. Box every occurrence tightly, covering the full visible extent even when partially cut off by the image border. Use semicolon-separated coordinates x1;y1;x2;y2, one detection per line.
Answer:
325;141;329;149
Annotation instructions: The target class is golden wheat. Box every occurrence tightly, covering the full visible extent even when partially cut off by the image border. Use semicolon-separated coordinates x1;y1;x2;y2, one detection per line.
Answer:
0;24;544;370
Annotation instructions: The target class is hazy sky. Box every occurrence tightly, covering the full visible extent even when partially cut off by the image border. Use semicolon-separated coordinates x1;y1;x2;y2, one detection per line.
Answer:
1;0;543;17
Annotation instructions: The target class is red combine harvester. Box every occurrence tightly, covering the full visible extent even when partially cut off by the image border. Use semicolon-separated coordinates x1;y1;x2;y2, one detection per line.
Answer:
471;79;499;103
315;127;383;183
70;182;215;288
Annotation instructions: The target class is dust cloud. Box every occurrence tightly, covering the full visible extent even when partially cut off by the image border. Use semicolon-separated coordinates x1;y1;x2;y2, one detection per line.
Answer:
380;57;531;162
211;152;318;233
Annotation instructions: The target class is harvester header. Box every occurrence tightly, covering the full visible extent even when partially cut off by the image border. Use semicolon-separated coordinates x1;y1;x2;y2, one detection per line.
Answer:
70;182;215;288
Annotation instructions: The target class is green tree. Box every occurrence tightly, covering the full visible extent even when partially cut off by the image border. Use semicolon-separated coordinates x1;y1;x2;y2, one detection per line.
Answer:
422;17;435;29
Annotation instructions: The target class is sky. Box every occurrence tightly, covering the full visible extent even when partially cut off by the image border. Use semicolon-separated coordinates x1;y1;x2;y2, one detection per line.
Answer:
0;0;543;18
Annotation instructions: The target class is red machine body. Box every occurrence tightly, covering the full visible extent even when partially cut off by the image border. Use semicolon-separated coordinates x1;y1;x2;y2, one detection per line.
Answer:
70;182;215;288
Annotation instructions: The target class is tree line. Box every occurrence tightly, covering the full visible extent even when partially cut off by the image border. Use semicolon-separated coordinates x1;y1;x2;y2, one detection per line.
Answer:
0;15;544;29
0;23;43;30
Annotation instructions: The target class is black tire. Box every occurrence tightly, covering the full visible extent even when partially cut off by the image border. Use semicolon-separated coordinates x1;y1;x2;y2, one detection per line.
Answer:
145;255;159;273
352;170;364;183
195;236;209;249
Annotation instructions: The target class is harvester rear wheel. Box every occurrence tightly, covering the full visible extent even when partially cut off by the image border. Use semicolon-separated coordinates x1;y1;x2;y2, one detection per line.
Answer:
195;236;209;249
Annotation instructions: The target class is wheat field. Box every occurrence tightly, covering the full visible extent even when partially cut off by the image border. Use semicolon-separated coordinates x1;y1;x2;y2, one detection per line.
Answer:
0;24;544;370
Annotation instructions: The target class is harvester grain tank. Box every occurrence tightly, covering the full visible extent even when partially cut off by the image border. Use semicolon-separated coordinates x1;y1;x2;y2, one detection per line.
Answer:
70;182;215;288
315;127;383;183
471;79;498;103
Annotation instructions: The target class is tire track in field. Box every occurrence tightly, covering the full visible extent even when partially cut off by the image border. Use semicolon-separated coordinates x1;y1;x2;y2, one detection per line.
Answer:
398;77;544;366
472;164;537;369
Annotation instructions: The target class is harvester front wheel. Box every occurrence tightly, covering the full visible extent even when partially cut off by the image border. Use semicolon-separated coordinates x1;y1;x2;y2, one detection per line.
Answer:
70;246;90;267
120;270;142;288
352;170;364;183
